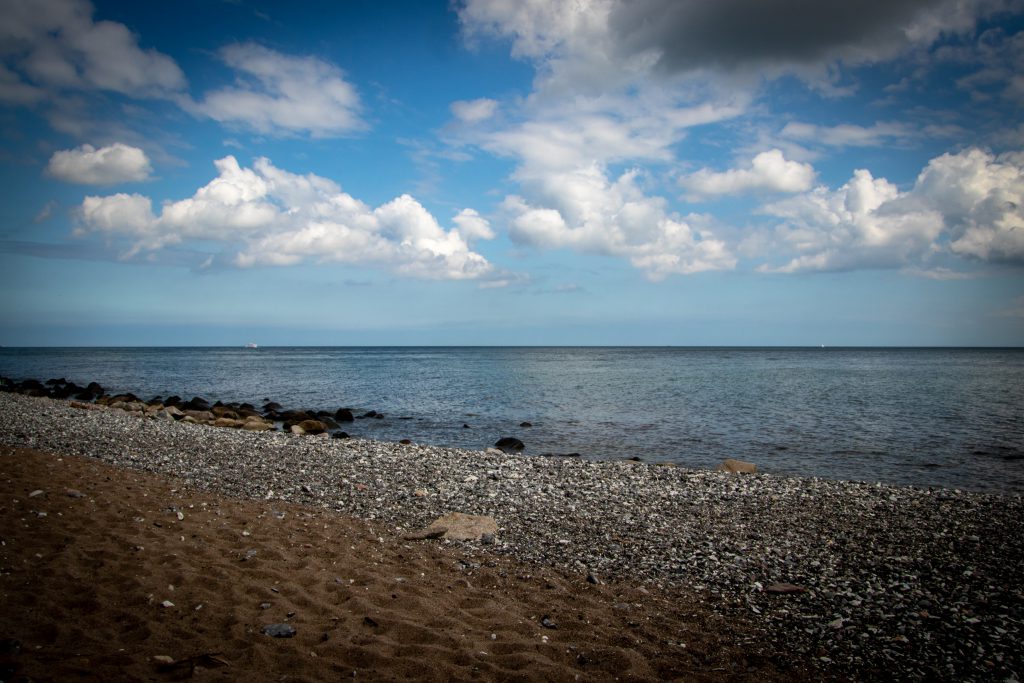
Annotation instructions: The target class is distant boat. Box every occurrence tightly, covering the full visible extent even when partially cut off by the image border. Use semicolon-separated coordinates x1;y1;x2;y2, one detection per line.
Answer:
245;342;258;349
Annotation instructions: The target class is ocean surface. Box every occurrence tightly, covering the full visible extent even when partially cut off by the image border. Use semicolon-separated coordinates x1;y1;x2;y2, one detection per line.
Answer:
1;346;1021;493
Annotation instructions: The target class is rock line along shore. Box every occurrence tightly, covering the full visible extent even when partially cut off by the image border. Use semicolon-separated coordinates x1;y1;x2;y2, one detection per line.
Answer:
1;392;1021;681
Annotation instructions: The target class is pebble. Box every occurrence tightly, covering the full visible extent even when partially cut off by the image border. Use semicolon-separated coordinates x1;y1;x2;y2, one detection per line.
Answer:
262;623;296;638
1;391;1022;682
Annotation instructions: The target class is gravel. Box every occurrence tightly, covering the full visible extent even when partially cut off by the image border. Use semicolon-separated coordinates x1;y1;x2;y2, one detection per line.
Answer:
1;392;1022;681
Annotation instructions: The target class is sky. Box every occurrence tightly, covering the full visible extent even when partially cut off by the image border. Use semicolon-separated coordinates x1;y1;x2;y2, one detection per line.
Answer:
0;0;1023;346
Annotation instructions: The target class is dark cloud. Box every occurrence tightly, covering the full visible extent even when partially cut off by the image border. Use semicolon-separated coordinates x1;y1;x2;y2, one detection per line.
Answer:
608;0;1002;72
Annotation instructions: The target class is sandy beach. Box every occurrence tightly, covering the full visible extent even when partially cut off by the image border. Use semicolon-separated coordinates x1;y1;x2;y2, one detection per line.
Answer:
1;445;795;682
1;391;1022;681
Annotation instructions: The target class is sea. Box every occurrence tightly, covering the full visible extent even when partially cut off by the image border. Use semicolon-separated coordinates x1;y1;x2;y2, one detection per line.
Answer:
1;346;1021;494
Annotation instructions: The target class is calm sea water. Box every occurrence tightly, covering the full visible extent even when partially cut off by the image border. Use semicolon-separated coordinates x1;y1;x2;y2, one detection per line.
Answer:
1;347;1021;493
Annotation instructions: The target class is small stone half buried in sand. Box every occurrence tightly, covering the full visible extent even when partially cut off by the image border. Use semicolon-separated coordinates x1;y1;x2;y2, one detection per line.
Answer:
404;512;497;541
262;623;297;638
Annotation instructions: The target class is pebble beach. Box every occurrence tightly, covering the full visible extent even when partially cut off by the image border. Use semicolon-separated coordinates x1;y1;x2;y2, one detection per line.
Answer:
1;390;1022;681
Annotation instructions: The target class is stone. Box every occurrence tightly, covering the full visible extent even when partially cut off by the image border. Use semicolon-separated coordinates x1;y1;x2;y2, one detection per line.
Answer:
519;421;533;428
242;420;273;432
399;439;412;445
766;583;806;595
295;419;327;435
262;623;296;638
65;488;85;498
334;408;355;422
183;410;214;423
211;406;240;419
313;415;337;429
408;512;498;542
717;458;757;474
213;417;245;429
494;437;524;453
185;397;211;411
332;431;350;439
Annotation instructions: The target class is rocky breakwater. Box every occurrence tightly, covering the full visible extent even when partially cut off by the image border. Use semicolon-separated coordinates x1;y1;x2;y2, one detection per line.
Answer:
0;391;1022;681
0;376;364;438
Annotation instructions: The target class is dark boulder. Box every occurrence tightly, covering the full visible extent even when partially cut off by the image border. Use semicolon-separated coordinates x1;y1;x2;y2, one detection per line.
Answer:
262;401;282;413
281;409;315;423
332;431;351;439
45;378;66;386
164;395;182;407
494;437;525;453
362;410;378;418
334;408;355;422
519;421;533;428
186;397;211;411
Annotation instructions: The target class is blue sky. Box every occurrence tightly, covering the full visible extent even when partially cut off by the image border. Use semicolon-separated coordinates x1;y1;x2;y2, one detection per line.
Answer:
1;0;1023;346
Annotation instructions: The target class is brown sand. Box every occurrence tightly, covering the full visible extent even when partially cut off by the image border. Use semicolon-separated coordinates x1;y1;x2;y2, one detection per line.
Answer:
0;446;805;682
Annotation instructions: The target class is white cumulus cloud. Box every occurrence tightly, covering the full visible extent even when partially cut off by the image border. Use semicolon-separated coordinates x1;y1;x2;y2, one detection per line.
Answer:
679;149;815;198
503;163;735;279
917;148;1024;263
46;142;152;184
759;147;1024;272
75;156;495;279
190;43;363;137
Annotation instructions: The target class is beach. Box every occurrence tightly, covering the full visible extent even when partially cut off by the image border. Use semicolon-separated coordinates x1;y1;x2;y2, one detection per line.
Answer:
1;391;1022;681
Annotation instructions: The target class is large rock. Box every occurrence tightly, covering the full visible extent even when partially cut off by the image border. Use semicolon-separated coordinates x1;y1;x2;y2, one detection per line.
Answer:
494;437;525;453
185;396;211;411
162;405;185;419
717;458;757;474
334;408;355;422
405;513;498;541
291;419;327;435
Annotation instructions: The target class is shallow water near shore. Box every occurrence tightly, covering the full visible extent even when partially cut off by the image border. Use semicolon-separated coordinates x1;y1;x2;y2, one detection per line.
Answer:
1;346;1022;493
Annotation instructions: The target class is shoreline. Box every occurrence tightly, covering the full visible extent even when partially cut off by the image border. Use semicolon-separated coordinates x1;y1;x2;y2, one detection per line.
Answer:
1;392;1022;680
